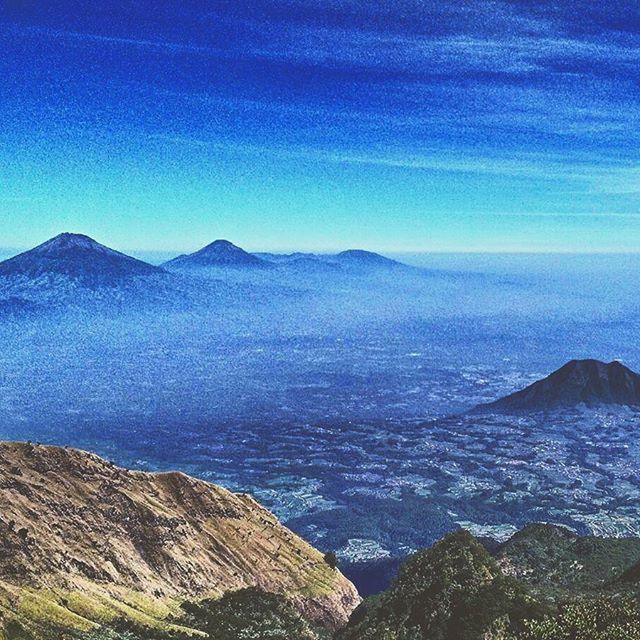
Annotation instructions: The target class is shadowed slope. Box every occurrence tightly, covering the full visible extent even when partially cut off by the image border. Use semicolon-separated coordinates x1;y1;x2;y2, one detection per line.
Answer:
475;359;640;413
0;234;160;285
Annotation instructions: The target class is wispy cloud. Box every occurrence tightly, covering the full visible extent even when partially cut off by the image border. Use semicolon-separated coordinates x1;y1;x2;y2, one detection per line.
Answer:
150;133;640;193
4;0;640;245
8;24;224;57
13;8;640;78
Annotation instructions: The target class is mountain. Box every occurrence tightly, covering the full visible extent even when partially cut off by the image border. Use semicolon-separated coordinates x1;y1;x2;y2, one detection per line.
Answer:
165;243;407;274
257;248;410;279
165;240;269;269
337;530;543;640
256;252;342;274
495;523;640;596
254;252;319;263
0;441;359;638
475;359;640;413
333;249;401;269
0;233;160;286
339;526;640;640
278;256;344;275
0;296;42;317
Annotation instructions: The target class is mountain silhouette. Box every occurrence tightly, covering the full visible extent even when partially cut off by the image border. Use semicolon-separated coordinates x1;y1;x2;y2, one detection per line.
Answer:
165;239;269;269
334;249;401;268
0;233;160;285
475;359;640;413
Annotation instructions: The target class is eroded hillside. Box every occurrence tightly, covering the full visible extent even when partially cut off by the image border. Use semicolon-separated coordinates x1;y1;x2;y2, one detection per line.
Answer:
0;442;359;637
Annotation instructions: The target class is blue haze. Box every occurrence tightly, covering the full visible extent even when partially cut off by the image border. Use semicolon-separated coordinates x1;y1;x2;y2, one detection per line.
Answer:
1;253;640;582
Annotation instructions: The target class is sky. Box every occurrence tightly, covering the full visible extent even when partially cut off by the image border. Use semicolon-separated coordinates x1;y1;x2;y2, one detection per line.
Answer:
1;0;640;253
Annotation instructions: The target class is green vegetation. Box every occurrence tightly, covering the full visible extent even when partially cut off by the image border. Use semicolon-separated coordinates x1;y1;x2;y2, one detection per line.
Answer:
79;631;140;640
70;589;326;640
1;588;326;640
180;588;324;640
337;525;640;640
324;552;339;570
6;525;640;640
496;523;640;597
509;598;640;640
337;530;545;640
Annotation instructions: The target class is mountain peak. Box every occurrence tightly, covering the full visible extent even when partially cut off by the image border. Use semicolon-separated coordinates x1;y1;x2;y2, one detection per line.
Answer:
165;239;268;269
335;249;399;266
205;238;237;249
476;358;640;413
36;232;104;253
200;239;253;256
0;233;160;284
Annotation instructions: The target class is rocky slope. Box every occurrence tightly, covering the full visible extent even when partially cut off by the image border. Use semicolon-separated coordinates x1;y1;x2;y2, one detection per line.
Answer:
0;442;359;636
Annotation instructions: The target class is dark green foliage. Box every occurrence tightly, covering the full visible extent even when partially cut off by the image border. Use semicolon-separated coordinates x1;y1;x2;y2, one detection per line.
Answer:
180;588;323;640
324;551;338;570
74;589;325;640
7;589;324;640
4;620;34;640
78;631;142;640
77;624;165;640
337;530;544;640
496;524;640;597
509;598;640;640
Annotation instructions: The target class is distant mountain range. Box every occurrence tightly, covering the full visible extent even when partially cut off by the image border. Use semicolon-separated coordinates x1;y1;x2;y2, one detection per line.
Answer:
258;248;403;270
333;249;401;268
0;233;410;315
0;233;405;284
166;240;403;272
475;359;640;413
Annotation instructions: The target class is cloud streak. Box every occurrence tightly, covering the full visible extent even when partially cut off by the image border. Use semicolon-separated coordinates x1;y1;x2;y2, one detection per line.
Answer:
150;134;640;194
3;0;640;249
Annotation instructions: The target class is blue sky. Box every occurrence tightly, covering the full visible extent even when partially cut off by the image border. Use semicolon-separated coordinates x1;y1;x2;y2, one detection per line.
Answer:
1;0;640;252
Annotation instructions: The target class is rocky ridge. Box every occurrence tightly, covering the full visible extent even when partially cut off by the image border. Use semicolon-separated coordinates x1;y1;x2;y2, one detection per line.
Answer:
0;442;360;636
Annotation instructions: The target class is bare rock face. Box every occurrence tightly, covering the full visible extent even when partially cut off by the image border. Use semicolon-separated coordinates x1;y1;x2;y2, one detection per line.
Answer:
0;441;360;632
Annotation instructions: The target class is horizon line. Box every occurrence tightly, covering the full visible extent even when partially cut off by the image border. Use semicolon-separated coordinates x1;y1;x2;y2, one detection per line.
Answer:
4;240;640;260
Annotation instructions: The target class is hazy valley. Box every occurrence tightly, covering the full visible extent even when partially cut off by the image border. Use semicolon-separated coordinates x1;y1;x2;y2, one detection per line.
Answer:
2;236;640;596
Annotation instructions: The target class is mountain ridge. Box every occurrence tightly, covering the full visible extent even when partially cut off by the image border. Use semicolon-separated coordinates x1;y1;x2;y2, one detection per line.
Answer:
494;523;640;595
475;358;640;413
334;249;401;268
0;441;359;637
